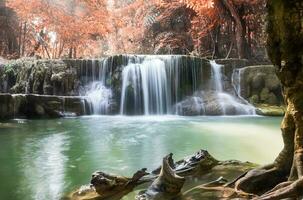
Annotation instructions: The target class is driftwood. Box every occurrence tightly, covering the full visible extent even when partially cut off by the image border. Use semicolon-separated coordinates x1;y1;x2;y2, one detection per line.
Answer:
66;150;256;200
66;169;149;200
137;154;185;200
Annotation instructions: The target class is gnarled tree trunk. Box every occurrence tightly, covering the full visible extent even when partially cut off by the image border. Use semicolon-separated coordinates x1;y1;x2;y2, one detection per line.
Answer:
235;0;303;199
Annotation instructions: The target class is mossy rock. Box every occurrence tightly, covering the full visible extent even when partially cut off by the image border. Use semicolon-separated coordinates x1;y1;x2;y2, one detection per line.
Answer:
255;104;285;116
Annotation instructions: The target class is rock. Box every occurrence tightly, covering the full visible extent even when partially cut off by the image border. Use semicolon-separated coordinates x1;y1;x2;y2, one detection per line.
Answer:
35;104;45;115
251;73;265;92
249;95;260;104
260;88;270;101
238;65;283;106
256;104;285;116
0;93;15;119
215;59;249;69
267;93;278;105
175;96;204;116
6;58;79;95
175;91;255;116
260;88;278;105
265;75;280;91
0;94;87;119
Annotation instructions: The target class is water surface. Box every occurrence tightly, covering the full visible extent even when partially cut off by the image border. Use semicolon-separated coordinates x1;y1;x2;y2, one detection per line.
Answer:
0;116;283;200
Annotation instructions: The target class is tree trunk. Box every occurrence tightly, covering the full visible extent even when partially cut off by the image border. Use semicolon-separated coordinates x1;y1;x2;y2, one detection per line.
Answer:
212;25;221;59
220;0;246;59
68;47;73;58
235;0;303;198
267;0;303;180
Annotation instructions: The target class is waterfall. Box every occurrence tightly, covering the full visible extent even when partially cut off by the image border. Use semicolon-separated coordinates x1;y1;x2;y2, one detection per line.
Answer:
210;61;224;92
78;55;255;116
210;61;256;115
232;68;244;97
120;57;170;115
85;82;112;115
81;59;113;115
232;67;256;115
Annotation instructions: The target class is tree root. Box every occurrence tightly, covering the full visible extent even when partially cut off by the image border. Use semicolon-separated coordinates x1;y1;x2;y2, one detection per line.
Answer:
255;178;303;200
234;165;288;195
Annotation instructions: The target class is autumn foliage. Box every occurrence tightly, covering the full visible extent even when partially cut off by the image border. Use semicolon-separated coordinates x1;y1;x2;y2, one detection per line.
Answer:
0;0;266;59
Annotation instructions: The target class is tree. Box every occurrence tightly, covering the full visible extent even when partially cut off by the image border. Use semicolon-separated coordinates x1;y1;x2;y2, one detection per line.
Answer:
234;0;303;198
7;0;110;58
0;0;19;58
179;0;266;59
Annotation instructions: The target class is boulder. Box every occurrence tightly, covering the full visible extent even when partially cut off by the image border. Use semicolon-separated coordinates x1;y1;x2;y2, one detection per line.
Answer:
249;95;260;104
251;73;265;92
255;104;285;116
237;65;283;106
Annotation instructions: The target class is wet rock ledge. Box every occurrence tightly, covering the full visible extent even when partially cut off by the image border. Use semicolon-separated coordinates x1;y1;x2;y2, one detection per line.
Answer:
0;93;88;119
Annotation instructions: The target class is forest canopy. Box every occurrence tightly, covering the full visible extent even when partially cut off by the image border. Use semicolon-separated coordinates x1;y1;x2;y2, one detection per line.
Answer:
0;0;266;60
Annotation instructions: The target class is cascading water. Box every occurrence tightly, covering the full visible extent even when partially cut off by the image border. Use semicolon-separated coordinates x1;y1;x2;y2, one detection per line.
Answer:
120;57;171;115
210;61;256;115
81;59;113;115
78;55;255;116
119;55;203;115
210;61;224;92
85;82;112;115
232;68;254;104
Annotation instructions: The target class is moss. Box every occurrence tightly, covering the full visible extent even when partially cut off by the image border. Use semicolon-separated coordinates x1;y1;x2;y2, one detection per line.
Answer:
255;104;285;116
3;61;18;77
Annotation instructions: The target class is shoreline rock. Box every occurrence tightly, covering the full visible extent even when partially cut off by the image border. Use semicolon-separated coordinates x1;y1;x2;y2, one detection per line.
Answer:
255;104;285;116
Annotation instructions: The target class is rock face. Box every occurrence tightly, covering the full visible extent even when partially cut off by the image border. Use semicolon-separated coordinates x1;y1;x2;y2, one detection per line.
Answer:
2;58;80;95
0;93;87;119
233;65;283;106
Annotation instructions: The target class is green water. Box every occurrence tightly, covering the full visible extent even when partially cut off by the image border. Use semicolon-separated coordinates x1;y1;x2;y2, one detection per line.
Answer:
0;116;282;200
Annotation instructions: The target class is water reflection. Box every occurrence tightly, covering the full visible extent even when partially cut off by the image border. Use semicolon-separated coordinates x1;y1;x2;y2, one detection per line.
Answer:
19;132;70;200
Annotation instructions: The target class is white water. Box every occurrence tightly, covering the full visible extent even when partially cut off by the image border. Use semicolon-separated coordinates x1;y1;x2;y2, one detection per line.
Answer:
85;81;112;115
81;55;256;116
83;59;113;115
210;61;256;115
120;58;170;115
210;60;224;92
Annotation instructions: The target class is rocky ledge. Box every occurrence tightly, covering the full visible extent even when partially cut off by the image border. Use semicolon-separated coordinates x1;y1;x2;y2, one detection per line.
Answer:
0;93;88;119
255;104;285;116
